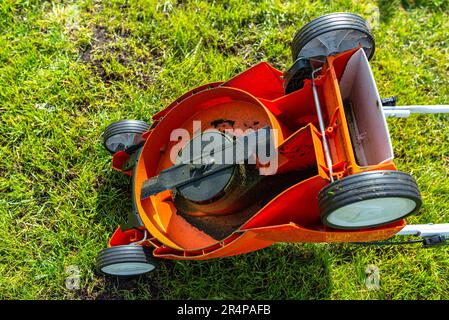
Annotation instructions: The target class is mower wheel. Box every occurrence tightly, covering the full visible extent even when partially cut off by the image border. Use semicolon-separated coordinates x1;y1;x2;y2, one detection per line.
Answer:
318;170;421;230
291;12;375;63
283;57;313;94
96;245;157;277
103;120;149;154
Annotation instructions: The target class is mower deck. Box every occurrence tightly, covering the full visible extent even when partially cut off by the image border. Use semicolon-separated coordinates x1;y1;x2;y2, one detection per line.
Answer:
97;13;448;277
107;48;405;260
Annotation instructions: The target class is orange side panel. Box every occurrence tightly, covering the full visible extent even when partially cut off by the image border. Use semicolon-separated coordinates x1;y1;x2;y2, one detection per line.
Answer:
111;151;133;176
109;227;145;247
152;231;274;260
245;220;406;243
241;175;327;230
222;62;285;101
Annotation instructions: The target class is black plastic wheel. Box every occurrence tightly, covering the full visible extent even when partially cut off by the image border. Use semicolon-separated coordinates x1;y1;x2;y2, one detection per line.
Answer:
283;57;313;94
291;12;375;63
318;170;422;230
96;245;158;277
103;120;149;154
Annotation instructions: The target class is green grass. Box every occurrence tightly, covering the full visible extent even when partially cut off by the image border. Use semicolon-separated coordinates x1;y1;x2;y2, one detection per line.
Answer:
1;0;449;300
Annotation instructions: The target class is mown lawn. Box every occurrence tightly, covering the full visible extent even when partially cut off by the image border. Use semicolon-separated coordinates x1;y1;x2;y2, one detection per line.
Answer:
1;0;448;300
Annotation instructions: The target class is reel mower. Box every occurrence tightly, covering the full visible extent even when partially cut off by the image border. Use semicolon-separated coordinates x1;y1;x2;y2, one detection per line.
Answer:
96;13;449;277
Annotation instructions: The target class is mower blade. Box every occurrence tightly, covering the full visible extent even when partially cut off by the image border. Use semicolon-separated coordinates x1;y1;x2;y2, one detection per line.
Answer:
140;177;169;199
140;126;275;200
140;163;233;200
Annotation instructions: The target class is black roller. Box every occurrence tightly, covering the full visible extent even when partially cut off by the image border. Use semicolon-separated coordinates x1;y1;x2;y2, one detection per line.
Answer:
291;12;375;62
96;245;158;277
103;119;149;154
318;170;422;230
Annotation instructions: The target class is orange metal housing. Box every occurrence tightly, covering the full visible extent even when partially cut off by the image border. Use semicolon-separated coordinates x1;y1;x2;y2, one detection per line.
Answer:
109;48;405;260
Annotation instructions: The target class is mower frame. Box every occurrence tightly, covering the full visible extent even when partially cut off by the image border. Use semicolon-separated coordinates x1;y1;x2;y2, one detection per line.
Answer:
97;13;449;277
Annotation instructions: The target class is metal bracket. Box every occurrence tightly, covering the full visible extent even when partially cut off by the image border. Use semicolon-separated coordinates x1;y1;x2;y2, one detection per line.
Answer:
311;67;334;182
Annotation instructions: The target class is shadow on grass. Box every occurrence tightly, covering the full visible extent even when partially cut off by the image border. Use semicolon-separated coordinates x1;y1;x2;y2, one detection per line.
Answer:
87;246;331;300
377;0;448;24
400;0;449;11
90;168;332;300
93;167;133;229
155;245;332;300
377;0;401;23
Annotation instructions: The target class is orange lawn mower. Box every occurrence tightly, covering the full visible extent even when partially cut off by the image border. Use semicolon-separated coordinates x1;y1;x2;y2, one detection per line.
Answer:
96;13;449;277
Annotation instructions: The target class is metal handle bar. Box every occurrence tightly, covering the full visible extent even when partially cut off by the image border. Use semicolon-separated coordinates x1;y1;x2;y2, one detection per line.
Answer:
311;68;334;182
384;105;449;118
396;223;449;237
